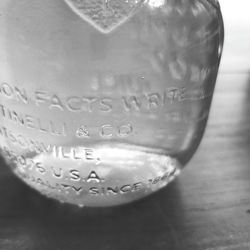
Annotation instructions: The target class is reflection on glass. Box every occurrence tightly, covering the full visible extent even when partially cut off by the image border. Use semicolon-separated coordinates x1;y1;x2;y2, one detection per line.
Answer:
0;0;224;206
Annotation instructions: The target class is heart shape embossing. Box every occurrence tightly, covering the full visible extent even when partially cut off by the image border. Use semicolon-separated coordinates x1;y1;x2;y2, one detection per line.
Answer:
64;0;144;33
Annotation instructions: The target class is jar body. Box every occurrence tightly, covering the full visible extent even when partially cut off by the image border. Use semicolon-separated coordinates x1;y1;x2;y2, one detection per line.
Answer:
0;0;224;207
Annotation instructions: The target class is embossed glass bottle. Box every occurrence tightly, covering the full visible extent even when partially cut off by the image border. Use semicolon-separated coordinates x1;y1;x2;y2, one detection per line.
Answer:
0;0;224;207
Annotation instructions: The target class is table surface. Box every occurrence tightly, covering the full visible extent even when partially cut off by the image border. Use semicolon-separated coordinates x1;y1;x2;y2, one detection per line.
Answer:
1;2;250;250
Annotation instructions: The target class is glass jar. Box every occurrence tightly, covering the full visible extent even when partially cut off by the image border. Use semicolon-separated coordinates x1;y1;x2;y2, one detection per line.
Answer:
0;0;224;207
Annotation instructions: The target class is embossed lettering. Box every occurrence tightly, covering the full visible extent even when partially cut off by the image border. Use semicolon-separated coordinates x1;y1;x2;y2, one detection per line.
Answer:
1;81;213;116
0;82;28;103
53;146;98;161
146;93;161;110
82;97;98;113
36;163;46;174
0;127;99;161
100;124;113;138
71;185;83;194
0;104;68;136
51;167;63;179
50;95;65;111
35;91;48;106
100;98;113;112
123;96;142;111
89;187;99;195
85;149;95;160
106;186;119;195
87;171;101;183
99;123;133;138
70;170;81;181
76;125;90;138
66;96;82;112
120;185;132;193
118;124;133;137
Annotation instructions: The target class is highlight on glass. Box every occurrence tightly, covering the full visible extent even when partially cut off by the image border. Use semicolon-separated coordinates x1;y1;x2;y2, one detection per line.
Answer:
0;0;224;207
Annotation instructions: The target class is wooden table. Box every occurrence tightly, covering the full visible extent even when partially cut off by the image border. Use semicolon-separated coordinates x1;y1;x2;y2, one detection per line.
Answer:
1;2;250;250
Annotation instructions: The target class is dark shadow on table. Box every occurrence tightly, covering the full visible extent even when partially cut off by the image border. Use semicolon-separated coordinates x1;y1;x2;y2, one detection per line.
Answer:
0;158;187;250
1;74;250;250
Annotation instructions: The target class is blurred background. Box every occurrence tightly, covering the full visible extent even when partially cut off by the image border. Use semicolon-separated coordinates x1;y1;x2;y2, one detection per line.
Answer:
219;0;250;73
0;1;250;250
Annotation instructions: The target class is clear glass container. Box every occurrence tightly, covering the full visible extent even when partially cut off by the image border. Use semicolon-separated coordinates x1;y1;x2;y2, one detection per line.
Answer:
0;0;224;207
